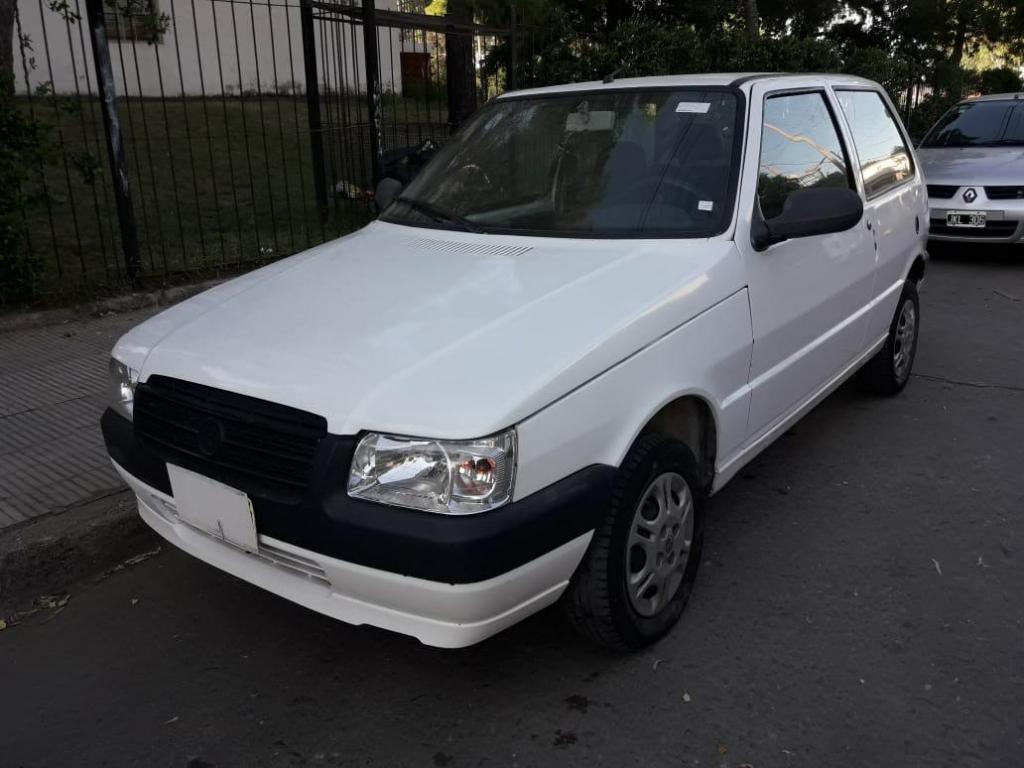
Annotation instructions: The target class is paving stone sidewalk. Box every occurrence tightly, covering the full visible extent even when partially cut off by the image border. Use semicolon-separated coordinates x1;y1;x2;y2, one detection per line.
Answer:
0;308;159;531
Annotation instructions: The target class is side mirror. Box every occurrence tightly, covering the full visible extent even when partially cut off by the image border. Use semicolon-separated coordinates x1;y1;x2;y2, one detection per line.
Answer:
752;187;864;251
374;177;404;213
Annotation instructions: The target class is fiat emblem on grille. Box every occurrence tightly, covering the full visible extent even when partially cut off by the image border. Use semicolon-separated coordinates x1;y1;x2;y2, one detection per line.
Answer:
963;187;978;203
197;417;224;457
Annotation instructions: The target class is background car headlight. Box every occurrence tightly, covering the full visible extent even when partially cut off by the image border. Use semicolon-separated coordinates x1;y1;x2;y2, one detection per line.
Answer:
347;429;516;514
108;358;139;419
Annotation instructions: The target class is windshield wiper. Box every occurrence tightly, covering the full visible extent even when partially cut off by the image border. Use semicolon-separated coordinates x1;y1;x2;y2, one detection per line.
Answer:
394;196;483;233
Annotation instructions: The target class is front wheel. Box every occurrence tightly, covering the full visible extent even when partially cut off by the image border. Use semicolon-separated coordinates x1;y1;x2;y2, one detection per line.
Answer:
563;434;705;650
858;281;920;395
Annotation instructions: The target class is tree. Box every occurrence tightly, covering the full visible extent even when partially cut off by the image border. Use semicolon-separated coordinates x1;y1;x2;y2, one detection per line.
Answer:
446;0;477;127
1;0;14;96
745;0;759;39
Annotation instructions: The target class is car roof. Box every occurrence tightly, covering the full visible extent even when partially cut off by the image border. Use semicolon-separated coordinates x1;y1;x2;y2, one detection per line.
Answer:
499;72;882;99
962;92;1024;104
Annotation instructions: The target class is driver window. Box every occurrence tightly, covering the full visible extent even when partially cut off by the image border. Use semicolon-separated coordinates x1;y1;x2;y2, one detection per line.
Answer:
757;92;853;220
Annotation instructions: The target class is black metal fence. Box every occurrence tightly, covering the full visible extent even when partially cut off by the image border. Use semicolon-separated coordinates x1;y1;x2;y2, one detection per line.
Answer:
3;0;532;307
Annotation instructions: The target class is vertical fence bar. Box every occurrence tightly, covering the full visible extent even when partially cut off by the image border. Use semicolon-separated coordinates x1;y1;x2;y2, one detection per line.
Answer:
14;3;62;284
509;3;518;90
210;0;246;264
83;0;141;283
36;0;88;281
283;0;313;246
360;0;383;186
190;0;227;265
300;0;327;217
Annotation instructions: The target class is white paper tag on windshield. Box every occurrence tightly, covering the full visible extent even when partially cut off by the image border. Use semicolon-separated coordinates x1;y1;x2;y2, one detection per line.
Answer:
698;200;714;211
676;102;711;114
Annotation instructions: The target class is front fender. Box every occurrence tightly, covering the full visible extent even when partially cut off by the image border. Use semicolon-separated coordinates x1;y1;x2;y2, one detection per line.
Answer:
514;288;753;501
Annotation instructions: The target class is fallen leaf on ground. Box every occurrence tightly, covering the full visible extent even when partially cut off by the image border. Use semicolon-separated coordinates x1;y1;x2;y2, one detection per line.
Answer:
124;547;162;567
36;594;70;610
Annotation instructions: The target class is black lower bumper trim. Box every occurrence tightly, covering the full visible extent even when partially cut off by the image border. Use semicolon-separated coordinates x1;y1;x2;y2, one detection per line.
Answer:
102;408;614;583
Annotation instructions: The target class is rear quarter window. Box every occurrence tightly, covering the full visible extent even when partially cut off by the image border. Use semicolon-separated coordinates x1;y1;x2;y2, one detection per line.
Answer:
835;90;914;198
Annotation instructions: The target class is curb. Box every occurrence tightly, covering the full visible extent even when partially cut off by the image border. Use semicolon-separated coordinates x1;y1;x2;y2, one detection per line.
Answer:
0;279;224;334
0;490;160;616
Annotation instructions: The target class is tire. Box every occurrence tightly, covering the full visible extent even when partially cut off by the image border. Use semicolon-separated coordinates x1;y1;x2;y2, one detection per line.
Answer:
563;434;705;651
857;281;920;396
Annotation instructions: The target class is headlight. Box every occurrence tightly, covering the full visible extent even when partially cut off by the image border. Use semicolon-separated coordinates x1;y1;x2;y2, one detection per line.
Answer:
347;428;516;514
108;357;139;419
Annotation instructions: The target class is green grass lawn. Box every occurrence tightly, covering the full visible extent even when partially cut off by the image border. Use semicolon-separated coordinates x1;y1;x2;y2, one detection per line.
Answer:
12;93;449;306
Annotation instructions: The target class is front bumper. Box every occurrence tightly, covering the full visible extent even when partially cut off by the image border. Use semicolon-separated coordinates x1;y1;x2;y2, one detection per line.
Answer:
102;408;613;647
928;187;1024;243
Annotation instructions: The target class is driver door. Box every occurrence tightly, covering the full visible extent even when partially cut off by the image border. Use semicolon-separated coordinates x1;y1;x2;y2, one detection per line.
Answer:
736;84;876;439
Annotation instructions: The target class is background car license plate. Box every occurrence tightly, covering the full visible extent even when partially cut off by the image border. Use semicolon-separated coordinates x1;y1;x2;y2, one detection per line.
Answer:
946;211;986;228
168;464;258;552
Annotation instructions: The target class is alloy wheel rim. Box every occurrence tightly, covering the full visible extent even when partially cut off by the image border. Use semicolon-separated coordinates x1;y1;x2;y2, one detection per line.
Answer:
625;472;694;617
893;299;917;382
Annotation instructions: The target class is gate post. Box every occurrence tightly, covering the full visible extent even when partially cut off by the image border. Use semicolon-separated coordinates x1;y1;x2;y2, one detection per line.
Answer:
361;0;384;186
83;0;141;284
300;0;328;218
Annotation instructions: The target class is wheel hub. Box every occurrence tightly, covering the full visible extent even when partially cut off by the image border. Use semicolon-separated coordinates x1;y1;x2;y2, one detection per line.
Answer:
893;298;917;382
625;472;694;617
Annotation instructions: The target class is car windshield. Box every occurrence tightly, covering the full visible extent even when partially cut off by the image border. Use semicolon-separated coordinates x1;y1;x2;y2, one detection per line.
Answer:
921;100;1024;147
381;89;741;237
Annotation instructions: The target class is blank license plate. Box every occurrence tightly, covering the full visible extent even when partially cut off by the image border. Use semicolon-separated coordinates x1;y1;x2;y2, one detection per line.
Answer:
946;211;986;228
168;464;258;552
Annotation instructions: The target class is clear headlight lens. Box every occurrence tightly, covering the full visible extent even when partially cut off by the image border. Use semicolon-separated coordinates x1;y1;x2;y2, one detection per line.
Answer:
347;429;516;514
108;357;139;419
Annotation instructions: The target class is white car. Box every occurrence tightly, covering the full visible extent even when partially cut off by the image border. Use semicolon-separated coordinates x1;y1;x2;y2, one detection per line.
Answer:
103;73;928;650
918;93;1024;242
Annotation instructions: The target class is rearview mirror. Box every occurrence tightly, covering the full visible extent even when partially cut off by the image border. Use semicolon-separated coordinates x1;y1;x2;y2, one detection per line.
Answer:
752;187;864;251
374;177;404;213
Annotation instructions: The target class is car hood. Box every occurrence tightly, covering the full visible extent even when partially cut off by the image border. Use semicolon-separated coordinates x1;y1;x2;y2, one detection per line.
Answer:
917;146;1024;185
116;222;744;437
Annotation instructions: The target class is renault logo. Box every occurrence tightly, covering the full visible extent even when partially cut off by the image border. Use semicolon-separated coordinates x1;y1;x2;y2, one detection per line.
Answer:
197;417;224;457
963;187;978;203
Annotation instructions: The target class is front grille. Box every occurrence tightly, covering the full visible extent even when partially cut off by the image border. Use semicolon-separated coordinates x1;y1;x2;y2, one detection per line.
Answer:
134;375;327;502
927;184;958;199
930;219;1019;239
985;185;1024;200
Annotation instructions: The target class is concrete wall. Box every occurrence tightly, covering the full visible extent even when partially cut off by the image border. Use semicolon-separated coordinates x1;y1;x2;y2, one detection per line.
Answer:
13;0;402;97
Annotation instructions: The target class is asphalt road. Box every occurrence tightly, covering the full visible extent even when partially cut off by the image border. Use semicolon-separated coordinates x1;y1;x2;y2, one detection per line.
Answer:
2;247;1023;768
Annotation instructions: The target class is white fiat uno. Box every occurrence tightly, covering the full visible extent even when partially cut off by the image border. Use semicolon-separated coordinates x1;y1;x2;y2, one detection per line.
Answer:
104;73;927;650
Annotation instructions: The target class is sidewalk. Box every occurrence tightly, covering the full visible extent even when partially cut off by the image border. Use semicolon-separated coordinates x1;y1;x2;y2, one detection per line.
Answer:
0;308;159;532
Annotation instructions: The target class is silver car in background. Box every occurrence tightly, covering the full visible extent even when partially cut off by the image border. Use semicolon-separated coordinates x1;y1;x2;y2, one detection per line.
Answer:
918;93;1024;243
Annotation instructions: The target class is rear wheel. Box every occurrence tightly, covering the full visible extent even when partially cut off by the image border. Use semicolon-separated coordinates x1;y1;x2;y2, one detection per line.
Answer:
563;434;705;650
858;281;920;395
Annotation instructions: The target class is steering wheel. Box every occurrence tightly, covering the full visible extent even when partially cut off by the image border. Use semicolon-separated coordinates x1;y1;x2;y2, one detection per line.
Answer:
453;163;494;190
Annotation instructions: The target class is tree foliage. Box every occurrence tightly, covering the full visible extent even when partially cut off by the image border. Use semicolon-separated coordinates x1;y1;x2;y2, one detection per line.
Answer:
507;0;1024;103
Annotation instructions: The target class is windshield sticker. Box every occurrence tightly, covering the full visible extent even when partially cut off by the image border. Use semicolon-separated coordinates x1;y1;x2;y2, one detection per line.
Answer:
676;102;711;114
698;200;714;212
